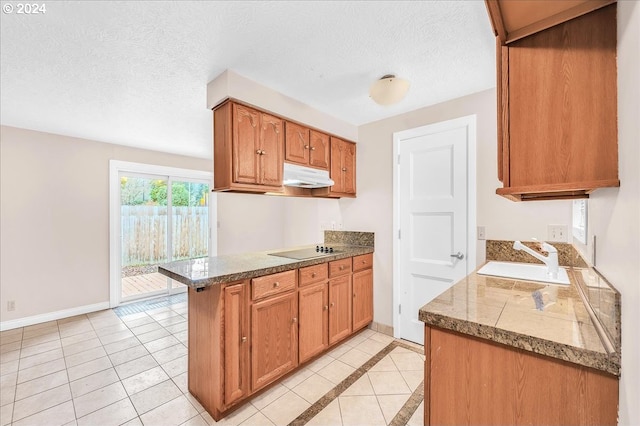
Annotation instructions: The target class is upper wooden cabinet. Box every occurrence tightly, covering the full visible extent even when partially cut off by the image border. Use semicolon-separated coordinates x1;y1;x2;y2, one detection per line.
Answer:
489;3;619;201
330;137;356;197
284;122;330;170
214;101;284;193
485;0;616;44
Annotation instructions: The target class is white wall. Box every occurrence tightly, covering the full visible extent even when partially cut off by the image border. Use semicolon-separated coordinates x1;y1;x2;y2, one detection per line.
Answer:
351;88;572;328
574;2;639;424
0;126;211;323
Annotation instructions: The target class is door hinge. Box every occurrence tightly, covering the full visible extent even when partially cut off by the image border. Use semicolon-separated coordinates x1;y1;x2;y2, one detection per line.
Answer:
397;155;400;165
399;304;402;314
398;229;401;239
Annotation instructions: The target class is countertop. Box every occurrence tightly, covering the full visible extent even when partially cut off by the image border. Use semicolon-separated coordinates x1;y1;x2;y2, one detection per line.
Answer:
158;244;374;289
419;268;621;376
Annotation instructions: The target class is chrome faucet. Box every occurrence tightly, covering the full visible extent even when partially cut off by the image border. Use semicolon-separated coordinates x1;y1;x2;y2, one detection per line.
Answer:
513;240;559;279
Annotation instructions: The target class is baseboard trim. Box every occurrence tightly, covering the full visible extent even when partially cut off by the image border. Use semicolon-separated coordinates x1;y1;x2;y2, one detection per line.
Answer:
368;321;394;337
0;302;110;331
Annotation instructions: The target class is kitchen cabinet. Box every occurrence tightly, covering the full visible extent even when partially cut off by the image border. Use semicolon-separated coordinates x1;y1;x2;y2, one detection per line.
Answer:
485;0;615;44
352;254;373;331
213;101;284;193
328;258;353;344
424;325;618;425
251;291;298;392
298;264;329;363
223;282;250;406
284;122;330;170
185;253;372;421
487;3;619;201
330;137;356;197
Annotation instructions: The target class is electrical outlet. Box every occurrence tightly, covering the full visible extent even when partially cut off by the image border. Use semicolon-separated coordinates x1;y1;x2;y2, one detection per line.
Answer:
7;301;15;311
477;226;486;240
548;224;568;242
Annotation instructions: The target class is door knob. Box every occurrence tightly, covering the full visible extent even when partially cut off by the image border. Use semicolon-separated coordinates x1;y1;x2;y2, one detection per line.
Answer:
450;252;464;260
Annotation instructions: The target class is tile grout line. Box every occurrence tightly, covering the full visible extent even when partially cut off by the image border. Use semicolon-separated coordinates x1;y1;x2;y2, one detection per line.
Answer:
287;340;424;426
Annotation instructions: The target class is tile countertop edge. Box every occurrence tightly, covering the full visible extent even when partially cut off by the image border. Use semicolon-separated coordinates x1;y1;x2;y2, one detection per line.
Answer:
419;311;620;376
158;246;374;289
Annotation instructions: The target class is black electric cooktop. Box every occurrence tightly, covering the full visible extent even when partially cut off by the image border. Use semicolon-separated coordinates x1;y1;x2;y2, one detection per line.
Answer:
268;245;342;260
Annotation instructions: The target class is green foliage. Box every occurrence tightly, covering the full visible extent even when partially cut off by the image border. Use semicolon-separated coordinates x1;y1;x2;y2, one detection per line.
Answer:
121;177;208;207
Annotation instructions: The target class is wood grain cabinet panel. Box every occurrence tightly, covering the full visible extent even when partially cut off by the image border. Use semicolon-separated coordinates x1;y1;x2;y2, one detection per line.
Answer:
309;130;330;170
329;137;357;197
424;326;619;425
298;282;329;363
223;283;249;406
251;292;298;392
487;3;619;201
328;274;352;344
251;270;296;301
299;263;328;287
352;254;373;272
284;121;310;165
352;268;373;331
213;101;284;193
329;258;352;277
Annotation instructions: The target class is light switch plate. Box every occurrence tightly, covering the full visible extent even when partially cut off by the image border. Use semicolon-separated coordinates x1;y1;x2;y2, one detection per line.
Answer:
477;226;486;240
548;224;568;242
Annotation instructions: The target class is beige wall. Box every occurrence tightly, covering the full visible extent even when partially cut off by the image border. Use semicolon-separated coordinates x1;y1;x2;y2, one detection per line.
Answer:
352;88;572;329
574;2;639;424
0;126;211;323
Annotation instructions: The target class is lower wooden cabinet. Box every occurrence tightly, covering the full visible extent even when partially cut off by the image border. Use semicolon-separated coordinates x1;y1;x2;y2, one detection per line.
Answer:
251;292;298;392
328;274;352;344
424;326;619;425
223;283;250;406
187;255;373;421
298;282;329;363
352;268;373;331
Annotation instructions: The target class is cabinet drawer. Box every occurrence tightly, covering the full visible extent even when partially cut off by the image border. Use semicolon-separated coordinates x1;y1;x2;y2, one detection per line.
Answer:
299;263;328;287
352;254;373;272
329;258;352;277
252;270;296;301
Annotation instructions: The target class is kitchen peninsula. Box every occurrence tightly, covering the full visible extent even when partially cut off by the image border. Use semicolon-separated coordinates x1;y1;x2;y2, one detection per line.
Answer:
158;231;374;421
419;248;621;425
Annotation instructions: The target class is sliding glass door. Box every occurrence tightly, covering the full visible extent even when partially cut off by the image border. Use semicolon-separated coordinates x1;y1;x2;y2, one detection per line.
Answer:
118;171;210;302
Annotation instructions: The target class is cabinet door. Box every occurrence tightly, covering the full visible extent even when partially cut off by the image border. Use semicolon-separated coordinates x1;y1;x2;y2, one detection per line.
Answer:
330;137;345;193
232;104;260;185
328;274;352;344
259;113;284;187
342;141;356;194
285;122;310;165
223;283;250;406
352;268;373;331
251;292;298;391
299;282;329;363
309;130;330;170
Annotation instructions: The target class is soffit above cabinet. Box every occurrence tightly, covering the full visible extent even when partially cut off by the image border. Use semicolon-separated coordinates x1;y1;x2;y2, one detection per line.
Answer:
485;0;616;44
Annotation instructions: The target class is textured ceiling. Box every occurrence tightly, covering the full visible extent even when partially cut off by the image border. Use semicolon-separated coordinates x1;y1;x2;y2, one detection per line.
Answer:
0;1;496;159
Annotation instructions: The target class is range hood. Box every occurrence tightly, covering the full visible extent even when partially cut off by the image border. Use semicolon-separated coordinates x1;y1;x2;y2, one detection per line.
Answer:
283;163;334;188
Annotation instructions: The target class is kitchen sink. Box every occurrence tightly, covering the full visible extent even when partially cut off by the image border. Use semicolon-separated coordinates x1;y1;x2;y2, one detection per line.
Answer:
477;261;570;285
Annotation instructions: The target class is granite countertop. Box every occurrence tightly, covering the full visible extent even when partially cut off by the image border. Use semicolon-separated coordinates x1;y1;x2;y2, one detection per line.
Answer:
419;268;621;376
158;244;373;289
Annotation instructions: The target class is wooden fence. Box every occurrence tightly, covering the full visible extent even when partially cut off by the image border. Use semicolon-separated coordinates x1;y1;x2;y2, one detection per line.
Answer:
121;206;208;266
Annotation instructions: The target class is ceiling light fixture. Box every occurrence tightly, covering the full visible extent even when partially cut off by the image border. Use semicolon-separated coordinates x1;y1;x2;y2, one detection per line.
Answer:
369;74;410;106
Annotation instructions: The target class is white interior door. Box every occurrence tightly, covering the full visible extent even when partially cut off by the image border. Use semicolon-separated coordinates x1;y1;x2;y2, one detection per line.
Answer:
393;116;476;344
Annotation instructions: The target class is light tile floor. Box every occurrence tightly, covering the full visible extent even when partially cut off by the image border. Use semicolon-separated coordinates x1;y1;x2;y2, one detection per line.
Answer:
0;298;424;426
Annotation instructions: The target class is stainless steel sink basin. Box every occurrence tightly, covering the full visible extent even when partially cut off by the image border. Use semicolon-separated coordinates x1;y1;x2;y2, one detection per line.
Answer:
477;261;570;285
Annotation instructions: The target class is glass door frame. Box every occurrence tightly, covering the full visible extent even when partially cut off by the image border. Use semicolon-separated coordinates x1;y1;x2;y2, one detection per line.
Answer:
109;160;214;308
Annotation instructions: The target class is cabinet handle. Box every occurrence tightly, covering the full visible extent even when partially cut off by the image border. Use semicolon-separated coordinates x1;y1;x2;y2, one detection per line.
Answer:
241;336;247;343
273;281;280;288
261;150;266;155
330;302;335;308
323;305;328;311
292;317;298;323
311;272;316;278
311;146;316;151
339;265;345;270
304;145;310;149
342;167;347;172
